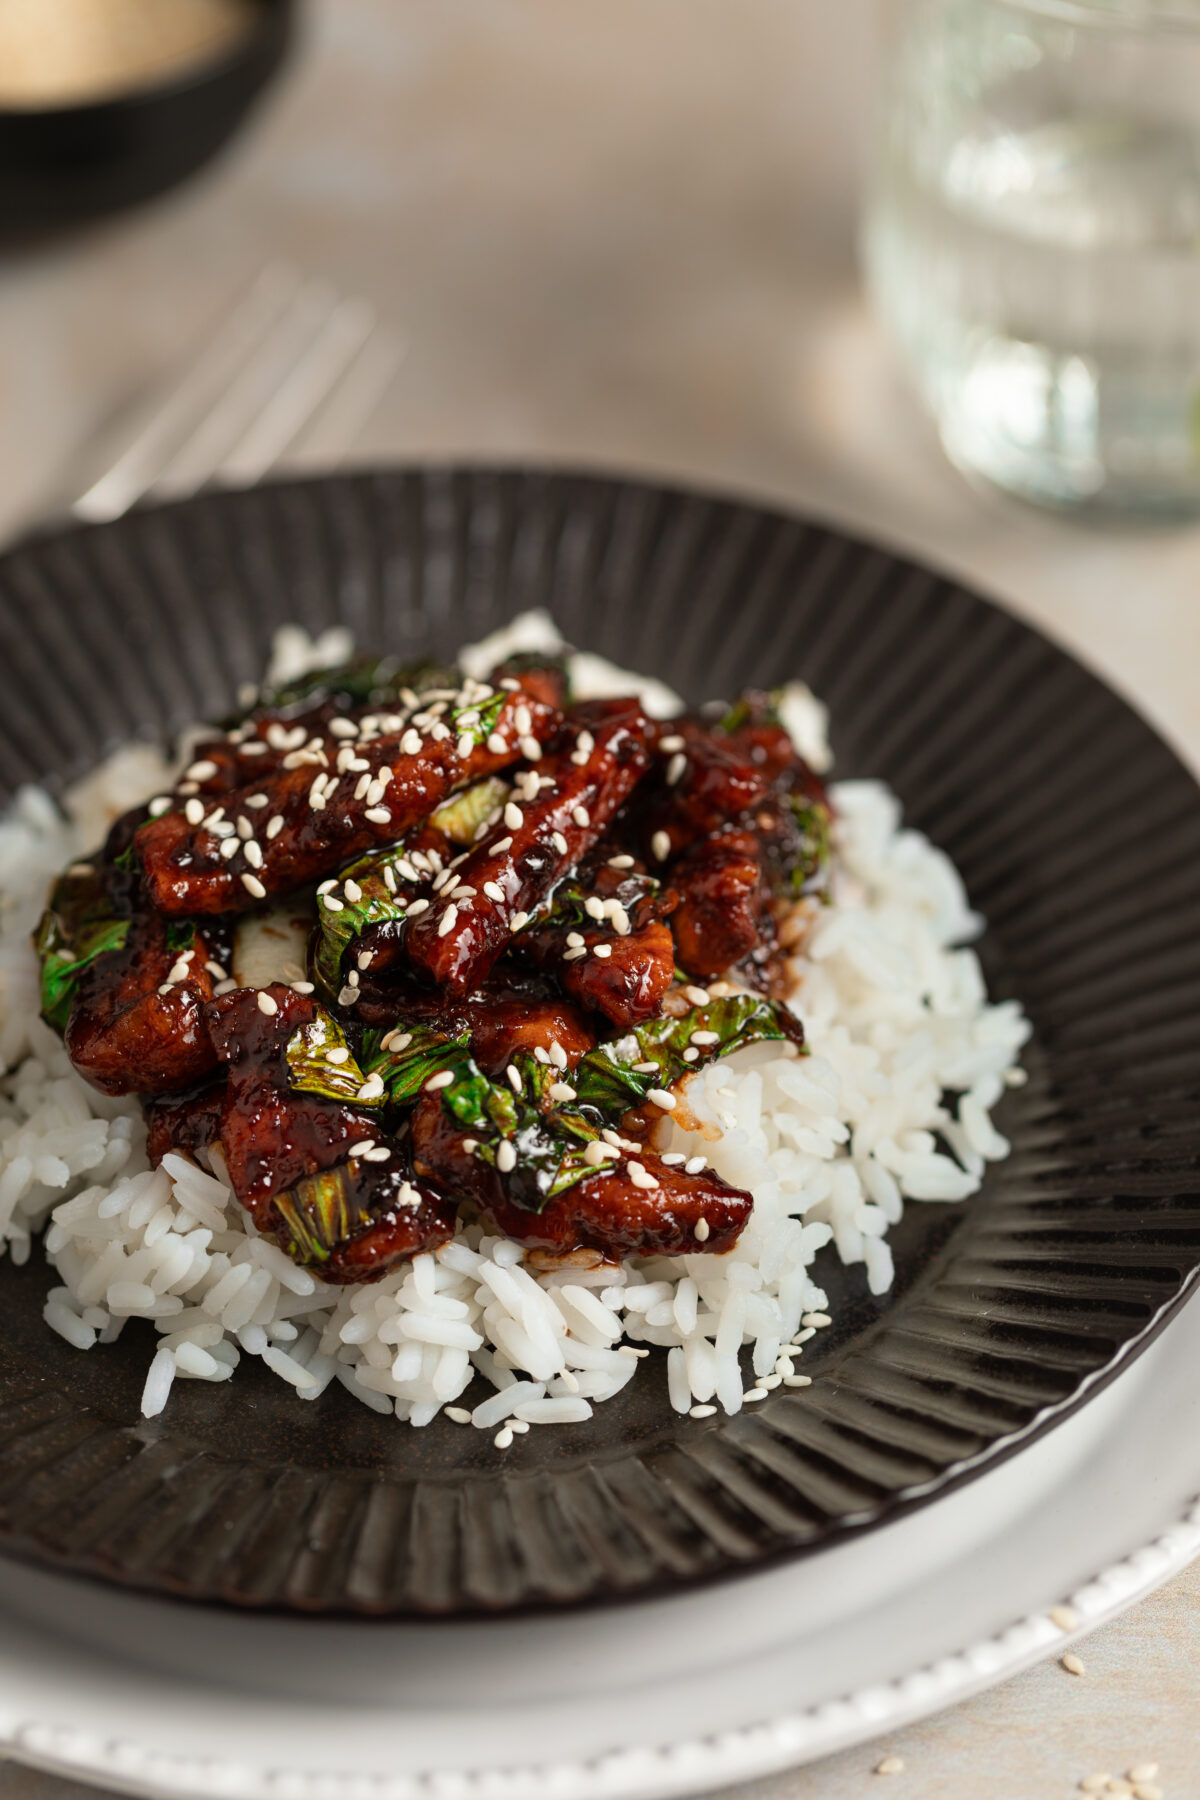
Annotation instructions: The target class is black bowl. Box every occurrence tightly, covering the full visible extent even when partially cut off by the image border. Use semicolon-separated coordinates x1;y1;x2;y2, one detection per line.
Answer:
0;466;1199;1619
0;0;295;235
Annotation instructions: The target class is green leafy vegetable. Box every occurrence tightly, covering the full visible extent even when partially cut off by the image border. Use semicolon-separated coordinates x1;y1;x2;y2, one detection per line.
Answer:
430;776;509;846
252;655;456;719
272;1158;383;1265
311;844;415;998
787;793;832;898
361;1023;473;1105
572;994;798;1116
34;865;130;1035
285;1006;378;1105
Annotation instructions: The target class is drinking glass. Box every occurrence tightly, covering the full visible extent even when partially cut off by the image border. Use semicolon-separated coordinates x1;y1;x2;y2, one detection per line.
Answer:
864;0;1200;517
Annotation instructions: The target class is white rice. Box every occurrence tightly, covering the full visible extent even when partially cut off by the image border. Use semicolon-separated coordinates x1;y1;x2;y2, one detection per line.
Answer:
0;621;1029;1432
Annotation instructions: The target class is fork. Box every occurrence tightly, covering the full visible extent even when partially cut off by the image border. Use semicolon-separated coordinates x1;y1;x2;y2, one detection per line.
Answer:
68;264;405;526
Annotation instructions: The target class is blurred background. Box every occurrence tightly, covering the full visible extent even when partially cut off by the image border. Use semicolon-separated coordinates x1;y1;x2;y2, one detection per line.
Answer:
0;0;1195;770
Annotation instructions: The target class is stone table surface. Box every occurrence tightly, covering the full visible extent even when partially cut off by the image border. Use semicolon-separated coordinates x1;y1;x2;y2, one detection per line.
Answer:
0;2;1197;1796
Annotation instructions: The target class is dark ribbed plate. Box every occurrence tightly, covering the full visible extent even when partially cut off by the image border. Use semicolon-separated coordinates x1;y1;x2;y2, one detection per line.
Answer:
0;466;1198;1619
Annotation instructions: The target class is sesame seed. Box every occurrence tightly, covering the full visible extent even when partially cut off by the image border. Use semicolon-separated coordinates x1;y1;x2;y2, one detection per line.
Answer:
651;830;671;862
356;1073;385;1101
266;815;284;840
591;943;612;960
365;805;393;826
364;1146;391;1162
666;752;687;786
659;735;686;754
562;946;586;962
204;960;227;980
184;798;205;826
504;802;523;830
874;1756;904;1776
246;793;269;809
338;880;361;904
500;677;521;691
240;741;267;755
407;897;430;917
497;1140;517;1173
349;1140;376;1156
291;981;315;995
186;758;218;781
685;1155;708;1174
213;978;237;995
627;1161;657;1190
494;1428;514;1449
572;805;590;828
520;736;542;762
683;1048;699;1062
483;880;506;903
744;1387;767;1402
584;896;605;920
491;836;513;854
506;1064;523;1093
694;1216;710;1241
382;1029;413;1053
691;1030;719;1045
608;854;635;869
1130;1766;1160;1785
337;984;359;1006
156;983;172;997
148;796;172;817
689;1404;717;1419
438;904;459;938
244;840;264;869
685;986;710;1006
661;1152;686;1166
242;873;267;899
784;1373;813;1388
548;1082;577;1102
552;830;569;856
646;1088;676;1110
401;729;422;756
1133;1783;1164;1800
256;992;278;1016
444;1406;471;1424
510;910;530;931
486;733;507;754
1061;1652;1086;1676
454;733;472;760
514;704;532;736
583;1141;612;1166
549;1042;568;1069
322;894;344;912
802;1311;832;1328
533;1046;550;1064
1049;1604;1079;1631
220;838;240;860
329;718;358;738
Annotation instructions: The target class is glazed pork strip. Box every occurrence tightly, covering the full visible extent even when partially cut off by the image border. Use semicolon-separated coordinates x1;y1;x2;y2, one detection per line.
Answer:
136;689;561;916
516;915;677;1030
206;985;454;1279
510;856;678;1029
639;720;770;863
404;700;653;999
144;1079;226;1165
411;1092;752;1258
353;975;598;1074
65;908;229;1097
668;827;771;980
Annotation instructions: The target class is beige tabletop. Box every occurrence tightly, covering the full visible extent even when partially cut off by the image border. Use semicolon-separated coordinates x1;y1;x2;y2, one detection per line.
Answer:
0;3;1197;1796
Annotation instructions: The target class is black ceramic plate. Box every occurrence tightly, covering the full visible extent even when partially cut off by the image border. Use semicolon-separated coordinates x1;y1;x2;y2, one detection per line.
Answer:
0;466;1198;1619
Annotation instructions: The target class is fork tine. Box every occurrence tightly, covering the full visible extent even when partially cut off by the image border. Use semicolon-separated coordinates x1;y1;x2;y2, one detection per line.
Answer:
287;326;406;471
70;264;302;524
213;295;378;487
149;278;343;502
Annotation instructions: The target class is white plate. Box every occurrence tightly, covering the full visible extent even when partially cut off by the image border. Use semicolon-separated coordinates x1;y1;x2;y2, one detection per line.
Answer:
1;1295;1199;1800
